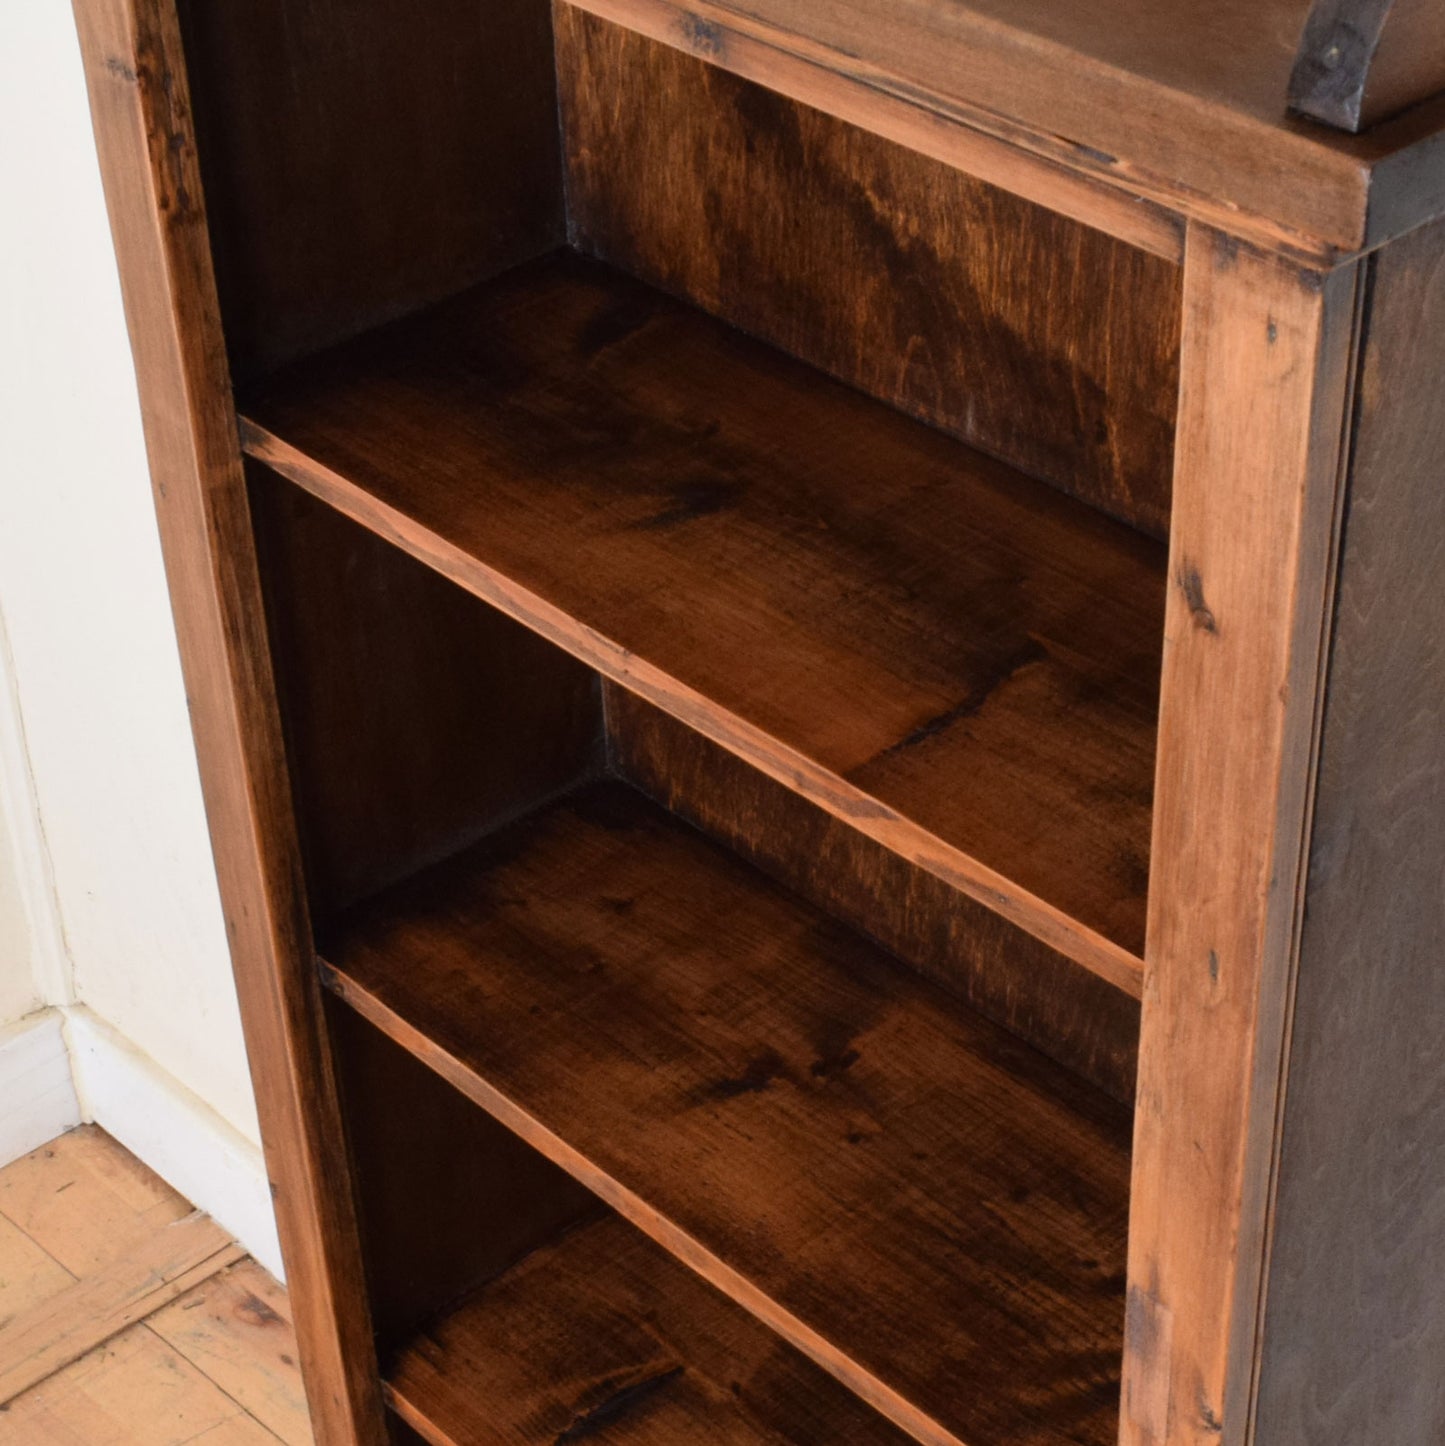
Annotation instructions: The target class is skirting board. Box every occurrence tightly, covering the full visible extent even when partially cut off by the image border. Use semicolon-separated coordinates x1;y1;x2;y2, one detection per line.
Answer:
0;1010;83;1169
63;1005;284;1279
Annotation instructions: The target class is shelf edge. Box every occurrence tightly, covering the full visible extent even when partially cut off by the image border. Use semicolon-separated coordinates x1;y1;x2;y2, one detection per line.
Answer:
241;417;1146;1000
321;961;969;1446
565;0;1185;264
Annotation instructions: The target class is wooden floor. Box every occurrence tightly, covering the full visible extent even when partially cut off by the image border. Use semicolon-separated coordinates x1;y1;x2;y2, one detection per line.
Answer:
0;1126;313;1445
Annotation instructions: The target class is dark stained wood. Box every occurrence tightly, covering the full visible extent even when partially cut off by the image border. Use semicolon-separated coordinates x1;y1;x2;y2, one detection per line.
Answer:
385;1414;432;1446
557;7;1182;536
608;683;1140;1103
389;1214;917;1446
1290;0;1445;131
1253;216;1445;1442
241;251;1165;986
71;2;387;1440
248;470;603;921
321;781;1133;1446
325;999;600;1352
1123;234;1364;1446
175;0;565;377
563;0;1445;256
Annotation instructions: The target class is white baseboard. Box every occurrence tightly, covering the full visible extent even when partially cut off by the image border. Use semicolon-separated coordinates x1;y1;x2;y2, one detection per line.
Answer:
63;1005;283;1279
0;1009;82;1168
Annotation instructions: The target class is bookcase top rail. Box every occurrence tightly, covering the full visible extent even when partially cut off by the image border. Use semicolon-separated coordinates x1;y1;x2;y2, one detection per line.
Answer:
577;0;1445;257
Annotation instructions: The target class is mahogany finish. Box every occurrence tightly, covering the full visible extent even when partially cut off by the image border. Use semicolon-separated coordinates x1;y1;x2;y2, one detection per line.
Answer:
324;1000;599;1352
71;3;386;1439
75;0;1445;1441
248;472;602;920
388;1216;916;1446
321;782;1132;1446
609;685;1141;1103
175;0;564;375
558;7;1182;536
241;252;1165;982
563;0;1445;254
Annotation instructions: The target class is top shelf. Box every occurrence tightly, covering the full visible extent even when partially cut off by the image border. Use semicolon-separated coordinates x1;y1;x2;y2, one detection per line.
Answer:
568;0;1445;253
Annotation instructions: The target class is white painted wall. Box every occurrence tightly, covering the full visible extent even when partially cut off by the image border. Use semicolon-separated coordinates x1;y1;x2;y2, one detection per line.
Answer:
0;672;44;1025
0;2;275;1267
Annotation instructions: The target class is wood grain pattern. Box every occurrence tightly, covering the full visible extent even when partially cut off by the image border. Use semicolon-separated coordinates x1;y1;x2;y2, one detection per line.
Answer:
0;1129;312;1444
242;251;1164;986
562;0;1445;255
1123;231;1363;1446
561;0;1186;264
1252;216;1445;1443
175;0;564;377
148;1260;315;1446
325;999;599;1351
322;781;1132;1446
1290;0;1445;131
0;1126;189;1276
0;1213;75;1324
71;2;386;1439
608;683;1141;1103
0;1212;243;1404
558;7;1182;535
0;1324;281;1446
388;1214;916;1446
249;470;602;922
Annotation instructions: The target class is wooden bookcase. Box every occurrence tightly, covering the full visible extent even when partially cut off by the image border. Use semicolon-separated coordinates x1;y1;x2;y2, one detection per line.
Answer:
73;0;1445;1442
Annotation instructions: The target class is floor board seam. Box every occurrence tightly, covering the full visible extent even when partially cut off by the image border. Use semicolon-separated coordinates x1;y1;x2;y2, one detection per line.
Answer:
0;1217;244;1403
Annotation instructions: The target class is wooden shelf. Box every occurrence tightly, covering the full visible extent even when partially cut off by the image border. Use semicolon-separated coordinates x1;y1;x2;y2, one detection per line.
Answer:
321;781;1132;1446
386;1213;915;1445
242;249;1165;986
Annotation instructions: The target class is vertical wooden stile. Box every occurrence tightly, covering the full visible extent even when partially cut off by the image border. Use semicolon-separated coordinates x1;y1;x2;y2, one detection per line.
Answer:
1123;228;1363;1446
68;1;386;1441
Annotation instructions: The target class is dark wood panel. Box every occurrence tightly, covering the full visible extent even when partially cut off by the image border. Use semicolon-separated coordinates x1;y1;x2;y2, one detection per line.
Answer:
563;0;1445;255
241;250;1164;981
1254;218;1445;1442
176;0;564;377
390;1214;916;1445
323;781;1132;1446
326;998;600;1350
72;2;389;1439
608;684;1139;1102
249;468;602;921
557;6;1181;536
385;1414;433;1446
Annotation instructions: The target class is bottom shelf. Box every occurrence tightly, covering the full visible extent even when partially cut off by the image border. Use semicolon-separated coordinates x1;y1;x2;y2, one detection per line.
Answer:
324;780;1130;1446
386;1213;912;1446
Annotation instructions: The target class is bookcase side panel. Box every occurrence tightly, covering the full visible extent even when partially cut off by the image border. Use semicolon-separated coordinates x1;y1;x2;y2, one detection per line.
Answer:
1124;229;1363;1446
70;1;388;1440
1253;214;1445;1445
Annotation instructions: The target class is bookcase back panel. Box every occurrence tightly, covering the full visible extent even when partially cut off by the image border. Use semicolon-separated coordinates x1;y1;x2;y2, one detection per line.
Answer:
177;0;565;378
556;5;1183;537
248;468;603;924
